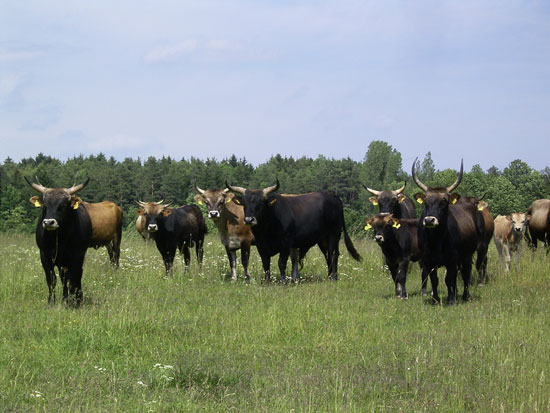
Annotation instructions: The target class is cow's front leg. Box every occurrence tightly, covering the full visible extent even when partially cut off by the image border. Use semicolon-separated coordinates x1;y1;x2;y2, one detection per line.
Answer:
40;252;57;304
260;253;271;283
445;265;459;305
225;247;237;281
428;267;440;304
396;258;410;299
386;260;399;297
241;243;251;284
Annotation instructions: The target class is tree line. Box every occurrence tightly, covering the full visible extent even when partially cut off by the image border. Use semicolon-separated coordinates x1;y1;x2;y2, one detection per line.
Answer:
1;141;549;235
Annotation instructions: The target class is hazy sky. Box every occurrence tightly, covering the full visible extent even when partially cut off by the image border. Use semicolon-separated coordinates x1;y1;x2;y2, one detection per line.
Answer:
1;1;549;171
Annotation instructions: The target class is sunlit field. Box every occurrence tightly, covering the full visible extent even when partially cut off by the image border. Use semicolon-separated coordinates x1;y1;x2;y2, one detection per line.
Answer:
1;231;550;411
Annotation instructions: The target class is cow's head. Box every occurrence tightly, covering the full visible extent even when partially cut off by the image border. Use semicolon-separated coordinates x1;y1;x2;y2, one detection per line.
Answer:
25;176;88;231
136;200;172;233
510;212;527;234
226;179;280;226
365;214;401;244
412;159;463;229
194;185;233;220
365;183;407;216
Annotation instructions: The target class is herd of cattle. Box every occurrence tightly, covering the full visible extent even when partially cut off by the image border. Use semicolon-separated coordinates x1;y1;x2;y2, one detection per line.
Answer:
24;159;550;306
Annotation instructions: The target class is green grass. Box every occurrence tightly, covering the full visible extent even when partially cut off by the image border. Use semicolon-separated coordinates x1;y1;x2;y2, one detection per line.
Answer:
1;232;550;411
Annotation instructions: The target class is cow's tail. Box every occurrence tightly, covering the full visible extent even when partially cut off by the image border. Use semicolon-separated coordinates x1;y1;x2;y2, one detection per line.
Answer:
342;219;361;261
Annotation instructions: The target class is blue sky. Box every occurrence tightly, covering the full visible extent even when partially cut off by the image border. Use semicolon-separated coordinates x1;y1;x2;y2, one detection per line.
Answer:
1;1;549;171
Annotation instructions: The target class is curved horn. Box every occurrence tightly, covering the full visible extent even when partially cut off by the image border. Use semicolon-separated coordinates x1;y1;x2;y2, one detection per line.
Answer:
446;159;463;192
394;182;406;195
363;184;381;196
66;177;90;195
262;178;280;197
25;176;48;194
163;202;172;209
154;199;164;205
222;188;230;194
411;157;429;192
137;200;147;207
226;180;246;194
194;183;206;195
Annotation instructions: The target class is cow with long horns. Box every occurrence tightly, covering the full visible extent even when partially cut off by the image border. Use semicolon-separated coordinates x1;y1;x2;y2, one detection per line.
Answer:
25;176;123;305
412;160;480;304
194;185;255;282
364;183;416;219
136;201;206;274
226;179;361;282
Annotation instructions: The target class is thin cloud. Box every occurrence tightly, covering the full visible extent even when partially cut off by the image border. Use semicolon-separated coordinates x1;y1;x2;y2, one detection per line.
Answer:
144;40;199;63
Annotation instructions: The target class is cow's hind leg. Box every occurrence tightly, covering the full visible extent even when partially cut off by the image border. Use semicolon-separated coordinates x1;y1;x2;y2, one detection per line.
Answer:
444;265;459;305
290;248;300;282
241;243;251;284
277;249;290;283
460;256;473;302
327;235;341;281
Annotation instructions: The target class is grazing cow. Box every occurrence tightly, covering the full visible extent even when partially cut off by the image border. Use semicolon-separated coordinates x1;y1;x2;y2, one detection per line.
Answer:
494;213;528;271
525;199;550;252
25;176;123;305
137;201;207;274
226;179;361;282
364;183;417;218
458;196;494;284
136;215;151;240
364;214;426;299
412;160;480;304
194;185;255;282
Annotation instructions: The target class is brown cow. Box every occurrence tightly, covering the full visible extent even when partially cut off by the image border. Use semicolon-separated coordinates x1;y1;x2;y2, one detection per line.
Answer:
83;200;123;267
194;186;255;282
494;213;528;271
135;214;150;240
526;199;550;252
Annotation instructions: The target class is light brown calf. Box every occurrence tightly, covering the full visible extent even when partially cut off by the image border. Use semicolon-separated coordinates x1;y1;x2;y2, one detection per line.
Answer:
494;213;527;271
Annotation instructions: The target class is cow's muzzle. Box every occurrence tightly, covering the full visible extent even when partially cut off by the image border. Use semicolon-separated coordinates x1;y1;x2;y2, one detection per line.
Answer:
42;219;59;230
374;235;384;243
208;211;220;219
423;216;439;228
244;216;257;226
148;224;158;232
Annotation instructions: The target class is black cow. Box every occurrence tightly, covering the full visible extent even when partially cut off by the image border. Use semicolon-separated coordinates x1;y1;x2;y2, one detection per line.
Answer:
364;183;417;218
412;159;480;304
26;176;123;305
365;214;426;299
137;201;207;274
226;179;361;282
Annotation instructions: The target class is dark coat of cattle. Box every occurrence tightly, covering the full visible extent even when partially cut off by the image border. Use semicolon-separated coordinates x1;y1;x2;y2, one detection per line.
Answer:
494;213;527;271
364;183;417;219
458;196;494;284
365;214;425;299
25;176;123;305
137;201;207;274
525;199;550;252
194;185;255;282
412;160;480;304
226;179;361;282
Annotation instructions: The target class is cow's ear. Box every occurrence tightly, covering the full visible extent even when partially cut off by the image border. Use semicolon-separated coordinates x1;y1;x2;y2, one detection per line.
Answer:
193;194;204;205
397;194;406;203
449;193;460;205
414;193;425;204
162;208;172;217
364;218;373;231
526;214;532;222
30;196;42;207
232;196;243;205
390;219;401;229
71;196;82;209
505;215;513;222
137;208;145;216
369;196;378;206
477;200;488;211
223;192;234;203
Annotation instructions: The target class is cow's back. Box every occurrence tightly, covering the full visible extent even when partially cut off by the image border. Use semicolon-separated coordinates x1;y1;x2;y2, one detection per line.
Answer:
528;199;550;231
82;201;123;245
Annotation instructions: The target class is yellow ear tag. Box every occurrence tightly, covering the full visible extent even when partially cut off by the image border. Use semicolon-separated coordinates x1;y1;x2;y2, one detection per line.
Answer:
371;199;378;206
34;200;41;207
197;199;203;205
269;198;277;205
477;205;484;211
398;196;406;203
73;201;79;209
392;222;401;229
416;198;423;204
225;197;232;203
364;224;372;231
451;198;457;205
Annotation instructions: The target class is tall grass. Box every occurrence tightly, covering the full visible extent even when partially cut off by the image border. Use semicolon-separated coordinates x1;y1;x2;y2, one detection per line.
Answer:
1;232;549;411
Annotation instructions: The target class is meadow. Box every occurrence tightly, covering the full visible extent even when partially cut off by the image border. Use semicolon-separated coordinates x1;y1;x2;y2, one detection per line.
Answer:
1;231;550;412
